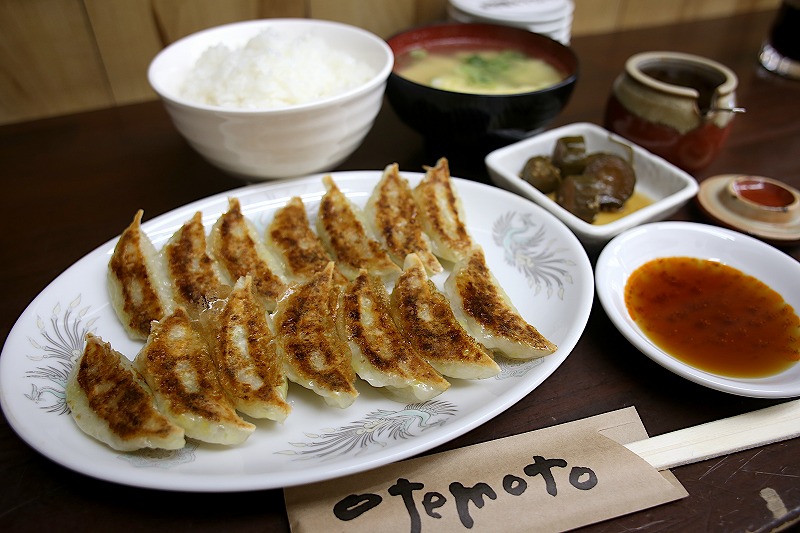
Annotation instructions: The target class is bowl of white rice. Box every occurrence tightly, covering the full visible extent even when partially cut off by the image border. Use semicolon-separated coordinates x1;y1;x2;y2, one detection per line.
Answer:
148;19;393;180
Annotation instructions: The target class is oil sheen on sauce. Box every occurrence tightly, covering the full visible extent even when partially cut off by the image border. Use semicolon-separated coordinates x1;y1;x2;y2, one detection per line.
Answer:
624;256;800;378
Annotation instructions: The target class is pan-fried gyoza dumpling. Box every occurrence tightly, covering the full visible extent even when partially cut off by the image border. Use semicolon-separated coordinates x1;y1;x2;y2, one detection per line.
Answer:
316;175;401;282
273;262;358;408
341;269;450;402
209;198;287;312
365;163;443;275
108;210;174;339
391;254;500;379
162;211;230;317
265;196;347;285
134;307;255;445
199;275;290;422
66;334;185;451
413;158;474;263
444;247;557;360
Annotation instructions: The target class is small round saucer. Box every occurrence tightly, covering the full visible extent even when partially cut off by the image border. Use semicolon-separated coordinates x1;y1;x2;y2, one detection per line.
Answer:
697;174;800;246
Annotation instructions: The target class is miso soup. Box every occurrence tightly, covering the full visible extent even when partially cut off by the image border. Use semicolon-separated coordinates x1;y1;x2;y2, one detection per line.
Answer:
398;49;564;95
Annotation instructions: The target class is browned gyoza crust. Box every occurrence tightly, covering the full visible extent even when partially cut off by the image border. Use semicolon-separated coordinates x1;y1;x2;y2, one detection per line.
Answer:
200;276;290;422
164;211;230;315
317;175;401;281
210;198;287;311
66;334;184;451
390;254;499;379
446;247;557;359
107;210;173;339
413;158;474;263
266;196;347;284
342;269;450;402
366;163;443;275
273;262;358;408
135;307;254;444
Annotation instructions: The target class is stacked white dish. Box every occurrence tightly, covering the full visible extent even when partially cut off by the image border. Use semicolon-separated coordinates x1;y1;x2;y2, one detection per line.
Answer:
448;0;575;44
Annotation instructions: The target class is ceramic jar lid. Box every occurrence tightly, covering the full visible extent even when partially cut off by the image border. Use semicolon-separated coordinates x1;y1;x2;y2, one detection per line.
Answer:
697;174;800;245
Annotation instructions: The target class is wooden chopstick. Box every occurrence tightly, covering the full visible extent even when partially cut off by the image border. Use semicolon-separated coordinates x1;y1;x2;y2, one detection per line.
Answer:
625;399;800;470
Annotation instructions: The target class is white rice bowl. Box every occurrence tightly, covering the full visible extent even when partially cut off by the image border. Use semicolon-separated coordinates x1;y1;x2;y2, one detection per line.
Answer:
148;19;393;180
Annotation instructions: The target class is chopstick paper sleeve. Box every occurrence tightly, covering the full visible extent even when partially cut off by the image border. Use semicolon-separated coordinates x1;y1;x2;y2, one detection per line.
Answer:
284;406;687;532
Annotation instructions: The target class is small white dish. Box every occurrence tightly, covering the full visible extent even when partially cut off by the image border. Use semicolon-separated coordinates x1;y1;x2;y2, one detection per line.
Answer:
486;122;699;249
596;221;800;398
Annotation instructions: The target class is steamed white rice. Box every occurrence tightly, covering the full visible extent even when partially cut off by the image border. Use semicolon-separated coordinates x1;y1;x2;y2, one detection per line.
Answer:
180;29;377;109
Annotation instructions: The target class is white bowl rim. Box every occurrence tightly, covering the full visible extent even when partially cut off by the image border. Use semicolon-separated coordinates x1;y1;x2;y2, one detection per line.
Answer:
147;18;394;116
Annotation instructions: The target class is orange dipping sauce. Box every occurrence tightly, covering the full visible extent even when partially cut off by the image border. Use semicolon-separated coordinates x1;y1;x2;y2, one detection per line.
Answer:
624;257;800;378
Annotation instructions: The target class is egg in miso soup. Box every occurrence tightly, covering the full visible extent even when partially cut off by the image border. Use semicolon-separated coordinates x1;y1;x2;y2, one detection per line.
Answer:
397;48;565;95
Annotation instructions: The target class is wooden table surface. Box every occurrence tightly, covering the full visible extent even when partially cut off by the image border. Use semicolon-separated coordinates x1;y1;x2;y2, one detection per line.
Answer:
1;9;799;532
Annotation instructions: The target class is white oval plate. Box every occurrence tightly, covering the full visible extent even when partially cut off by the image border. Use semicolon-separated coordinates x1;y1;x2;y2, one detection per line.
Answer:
596;221;800;398
0;171;594;492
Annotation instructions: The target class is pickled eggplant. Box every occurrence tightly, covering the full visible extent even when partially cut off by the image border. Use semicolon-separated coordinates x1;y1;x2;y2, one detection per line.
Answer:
583;153;636;211
518;135;638;224
552;136;587;176
557;175;602;223
521;156;561;193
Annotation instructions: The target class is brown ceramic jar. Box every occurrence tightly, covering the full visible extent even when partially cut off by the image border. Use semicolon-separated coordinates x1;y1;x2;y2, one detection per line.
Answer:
604;51;740;173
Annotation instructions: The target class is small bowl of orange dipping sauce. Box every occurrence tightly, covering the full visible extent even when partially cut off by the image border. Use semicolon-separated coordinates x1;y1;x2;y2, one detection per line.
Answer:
596;221;800;398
